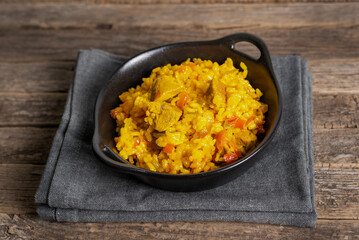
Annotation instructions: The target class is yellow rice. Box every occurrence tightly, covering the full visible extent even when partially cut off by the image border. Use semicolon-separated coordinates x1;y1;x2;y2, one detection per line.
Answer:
110;58;268;174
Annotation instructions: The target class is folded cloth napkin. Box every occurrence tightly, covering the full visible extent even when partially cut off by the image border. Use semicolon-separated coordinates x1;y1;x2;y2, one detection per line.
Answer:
35;49;317;227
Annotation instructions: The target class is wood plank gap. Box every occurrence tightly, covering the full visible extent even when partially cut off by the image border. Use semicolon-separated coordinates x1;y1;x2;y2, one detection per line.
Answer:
2;0;359;3
1;3;359;30
318;218;359;221
0;123;60;128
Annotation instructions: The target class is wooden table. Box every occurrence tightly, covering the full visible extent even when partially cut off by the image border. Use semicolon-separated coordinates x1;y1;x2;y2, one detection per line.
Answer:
0;1;358;239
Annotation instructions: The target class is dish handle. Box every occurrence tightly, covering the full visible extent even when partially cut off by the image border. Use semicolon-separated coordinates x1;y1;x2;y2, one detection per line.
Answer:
218;33;274;71
93;141;149;175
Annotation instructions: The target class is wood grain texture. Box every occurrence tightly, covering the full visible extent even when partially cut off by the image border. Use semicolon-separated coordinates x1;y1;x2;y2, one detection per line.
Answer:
1;3;358;29
1;0;359;4
313;93;358;129
0;128;57;164
0;163;358;219
0;93;67;126
0;214;358;240
1;27;358;62
0;164;43;214
315;168;359;220
314;128;359;169
310;59;359;94
0;62;74;93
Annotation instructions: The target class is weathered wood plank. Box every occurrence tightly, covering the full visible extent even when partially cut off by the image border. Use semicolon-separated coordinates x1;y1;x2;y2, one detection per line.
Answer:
0;93;67;126
0;190;38;215
1;3;358;29
0;92;357;128
0;164;43;191
2;0;359;3
315;168;359;220
0;163;358;219
310;59;359;94
313;93;358;129
0;214;358;240
1;59;359;93
0;127;358;167
314;128;359;169
0;164;43;215
0;27;358;62
0;128;56;164
0;62;74;93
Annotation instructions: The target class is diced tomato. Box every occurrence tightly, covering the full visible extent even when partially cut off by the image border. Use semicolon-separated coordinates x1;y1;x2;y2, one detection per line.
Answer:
177;92;191;109
234;118;246;129
178;66;186;73
134;138;146;147
110;109;120;119
234;150;243;158
154;92;161;100
226;116;237;123
216;130;227;152
225;116;246;129
163;143;174;154
223;153;239;164
186;62;196;70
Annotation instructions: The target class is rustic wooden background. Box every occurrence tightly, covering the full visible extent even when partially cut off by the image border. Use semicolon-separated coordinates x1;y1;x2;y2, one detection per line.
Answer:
0;0;358;239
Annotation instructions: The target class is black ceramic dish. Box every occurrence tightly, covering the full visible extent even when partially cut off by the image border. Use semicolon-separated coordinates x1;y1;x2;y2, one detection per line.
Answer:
93;33;282;192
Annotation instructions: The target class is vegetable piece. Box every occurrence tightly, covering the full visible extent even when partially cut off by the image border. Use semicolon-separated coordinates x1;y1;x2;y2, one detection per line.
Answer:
216;130;227;152
177;92;191;109
163;143;174;154
234;118;246;129
178;66;186;73
110;109;120;119
225;116;246;130
150;76;183;101
186;62;196;70
223;153;239;164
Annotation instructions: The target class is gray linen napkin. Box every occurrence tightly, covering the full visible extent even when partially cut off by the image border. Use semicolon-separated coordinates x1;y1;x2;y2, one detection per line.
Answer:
35;49;317;227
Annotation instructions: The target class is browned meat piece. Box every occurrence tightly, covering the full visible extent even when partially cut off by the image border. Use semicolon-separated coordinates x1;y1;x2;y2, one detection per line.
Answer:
150;76;183;102
148;102;182;132
206;78;226;107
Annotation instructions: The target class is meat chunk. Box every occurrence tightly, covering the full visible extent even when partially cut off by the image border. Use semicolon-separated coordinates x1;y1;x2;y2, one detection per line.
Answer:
233;129;257;152
206;78;226;107
147;102;182;132
150;76;183;102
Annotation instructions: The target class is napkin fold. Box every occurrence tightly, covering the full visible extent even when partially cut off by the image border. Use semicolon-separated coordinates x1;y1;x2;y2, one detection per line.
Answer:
35;49;317;227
